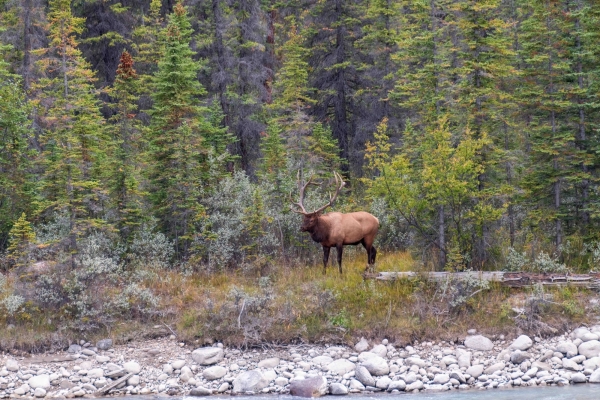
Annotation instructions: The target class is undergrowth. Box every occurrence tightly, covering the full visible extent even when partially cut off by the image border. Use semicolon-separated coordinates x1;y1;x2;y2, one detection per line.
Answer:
0;250;595;353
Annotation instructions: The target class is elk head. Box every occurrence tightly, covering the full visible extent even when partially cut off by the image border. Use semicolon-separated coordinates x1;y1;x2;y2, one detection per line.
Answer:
290;171;346;227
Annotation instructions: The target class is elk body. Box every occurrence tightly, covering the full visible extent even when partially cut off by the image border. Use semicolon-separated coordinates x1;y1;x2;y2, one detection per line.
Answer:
291;172;379;274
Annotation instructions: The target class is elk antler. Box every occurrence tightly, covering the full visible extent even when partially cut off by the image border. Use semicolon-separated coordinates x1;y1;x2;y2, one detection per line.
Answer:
312;171;346;214
290;171;318;214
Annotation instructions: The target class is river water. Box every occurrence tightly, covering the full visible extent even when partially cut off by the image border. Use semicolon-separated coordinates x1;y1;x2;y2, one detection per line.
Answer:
124;384;599;400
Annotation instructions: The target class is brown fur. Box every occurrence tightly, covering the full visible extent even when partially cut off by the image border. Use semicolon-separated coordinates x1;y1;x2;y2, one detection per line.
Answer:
300;211;379;274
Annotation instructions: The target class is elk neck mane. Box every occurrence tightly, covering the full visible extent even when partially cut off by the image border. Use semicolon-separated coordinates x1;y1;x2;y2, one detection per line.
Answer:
308;213;330;243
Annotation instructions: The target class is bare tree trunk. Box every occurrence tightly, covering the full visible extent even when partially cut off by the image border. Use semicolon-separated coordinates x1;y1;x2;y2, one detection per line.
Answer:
504;121;515;247
439;205;446;269
22;0;32;92
333;0;349;171
575;9;589;232
265;7;276;105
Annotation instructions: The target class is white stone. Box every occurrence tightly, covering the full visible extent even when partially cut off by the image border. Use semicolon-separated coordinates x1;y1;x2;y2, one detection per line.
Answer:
275;377;289;386
312;355;334;366
572;327;591;340
289;376;327;397
328;359;356;375
456;349;472;368
370;344;387;358
34;388;46;397
466;365;484;378
203;366;227;380
5;359;19;372
330;382;348;395
28;375;50;390
128;375;140;386
362;355;389;376
441;356;457;366
232;370;269;393
484;362;505;375
405;380;424;391
171;360;186;370
387;380;406;391
192;347;224;366
589;369;600;383
581;333;599;342
355;338;369;353
123;361;141;374
375;376;391;390
579;340;600;359
263;369;277;382
403;372;417;384
349;379;365;390
509;335;533;351
357;352;378;363
87;368;104;379
464;335;494;351
563;358;582;371
433;373;450;384
583;357;600;370
557;342;578;357
180;366;193;382
257;358;280;368
354;366;375;387
405;357;427;368
449;371;466;384
571;372;587;383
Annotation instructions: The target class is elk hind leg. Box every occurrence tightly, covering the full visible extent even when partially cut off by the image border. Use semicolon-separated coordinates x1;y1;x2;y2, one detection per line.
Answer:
363;238;376;273
322;246;330;275
336;244;343;274
369;246;377;272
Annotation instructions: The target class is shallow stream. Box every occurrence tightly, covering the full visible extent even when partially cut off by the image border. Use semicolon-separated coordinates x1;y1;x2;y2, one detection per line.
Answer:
123;384;600;400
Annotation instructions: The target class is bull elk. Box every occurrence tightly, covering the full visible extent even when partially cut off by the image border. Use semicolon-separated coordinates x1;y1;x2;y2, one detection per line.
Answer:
290;172;379;274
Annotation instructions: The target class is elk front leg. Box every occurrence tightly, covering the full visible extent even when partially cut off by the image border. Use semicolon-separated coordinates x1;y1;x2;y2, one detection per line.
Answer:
336;244;343;274
322;246;330;275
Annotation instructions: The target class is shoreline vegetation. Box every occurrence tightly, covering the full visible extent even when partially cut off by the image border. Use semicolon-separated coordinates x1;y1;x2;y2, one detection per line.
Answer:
0;251;596;353
3;324;600;397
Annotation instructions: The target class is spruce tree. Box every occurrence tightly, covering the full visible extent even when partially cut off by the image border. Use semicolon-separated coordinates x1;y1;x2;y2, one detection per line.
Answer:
148;1;222;257
7;213;35;268
0;52;35;251
518;0;575;249
32;0;108;261
108;50;145;239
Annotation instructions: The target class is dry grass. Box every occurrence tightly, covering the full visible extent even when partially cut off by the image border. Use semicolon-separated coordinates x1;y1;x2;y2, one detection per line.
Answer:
0;250;597;353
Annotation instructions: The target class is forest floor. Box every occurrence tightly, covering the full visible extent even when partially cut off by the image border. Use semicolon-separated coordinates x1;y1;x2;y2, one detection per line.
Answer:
1;250;598;355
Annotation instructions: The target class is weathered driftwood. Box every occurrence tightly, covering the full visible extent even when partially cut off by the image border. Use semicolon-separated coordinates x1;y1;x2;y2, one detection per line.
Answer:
94;372;133;396
364;271;600;289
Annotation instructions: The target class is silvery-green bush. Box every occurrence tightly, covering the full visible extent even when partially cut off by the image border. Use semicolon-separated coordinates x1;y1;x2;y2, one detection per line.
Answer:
197;172;280;270
129;222;174;270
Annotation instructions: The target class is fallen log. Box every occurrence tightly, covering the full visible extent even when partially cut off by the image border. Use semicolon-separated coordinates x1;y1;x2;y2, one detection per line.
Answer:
364;271;600;289
94;372;133;396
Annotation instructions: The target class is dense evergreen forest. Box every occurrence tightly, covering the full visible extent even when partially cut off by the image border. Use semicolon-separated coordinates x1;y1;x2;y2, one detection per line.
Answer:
2;0;600;275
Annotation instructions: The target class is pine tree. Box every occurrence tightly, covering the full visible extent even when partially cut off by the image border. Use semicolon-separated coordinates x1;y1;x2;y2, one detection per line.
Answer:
242;189;269;260
31;0;108;261
518;0;576;249
7;213;36;268
132;0;164;85
0;51;35;251
308;123;343;177
148;1;219;257
107;50;145;239
259;123;288;195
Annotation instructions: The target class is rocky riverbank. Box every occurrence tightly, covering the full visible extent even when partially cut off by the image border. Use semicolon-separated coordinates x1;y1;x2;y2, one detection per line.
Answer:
4;325;600;398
